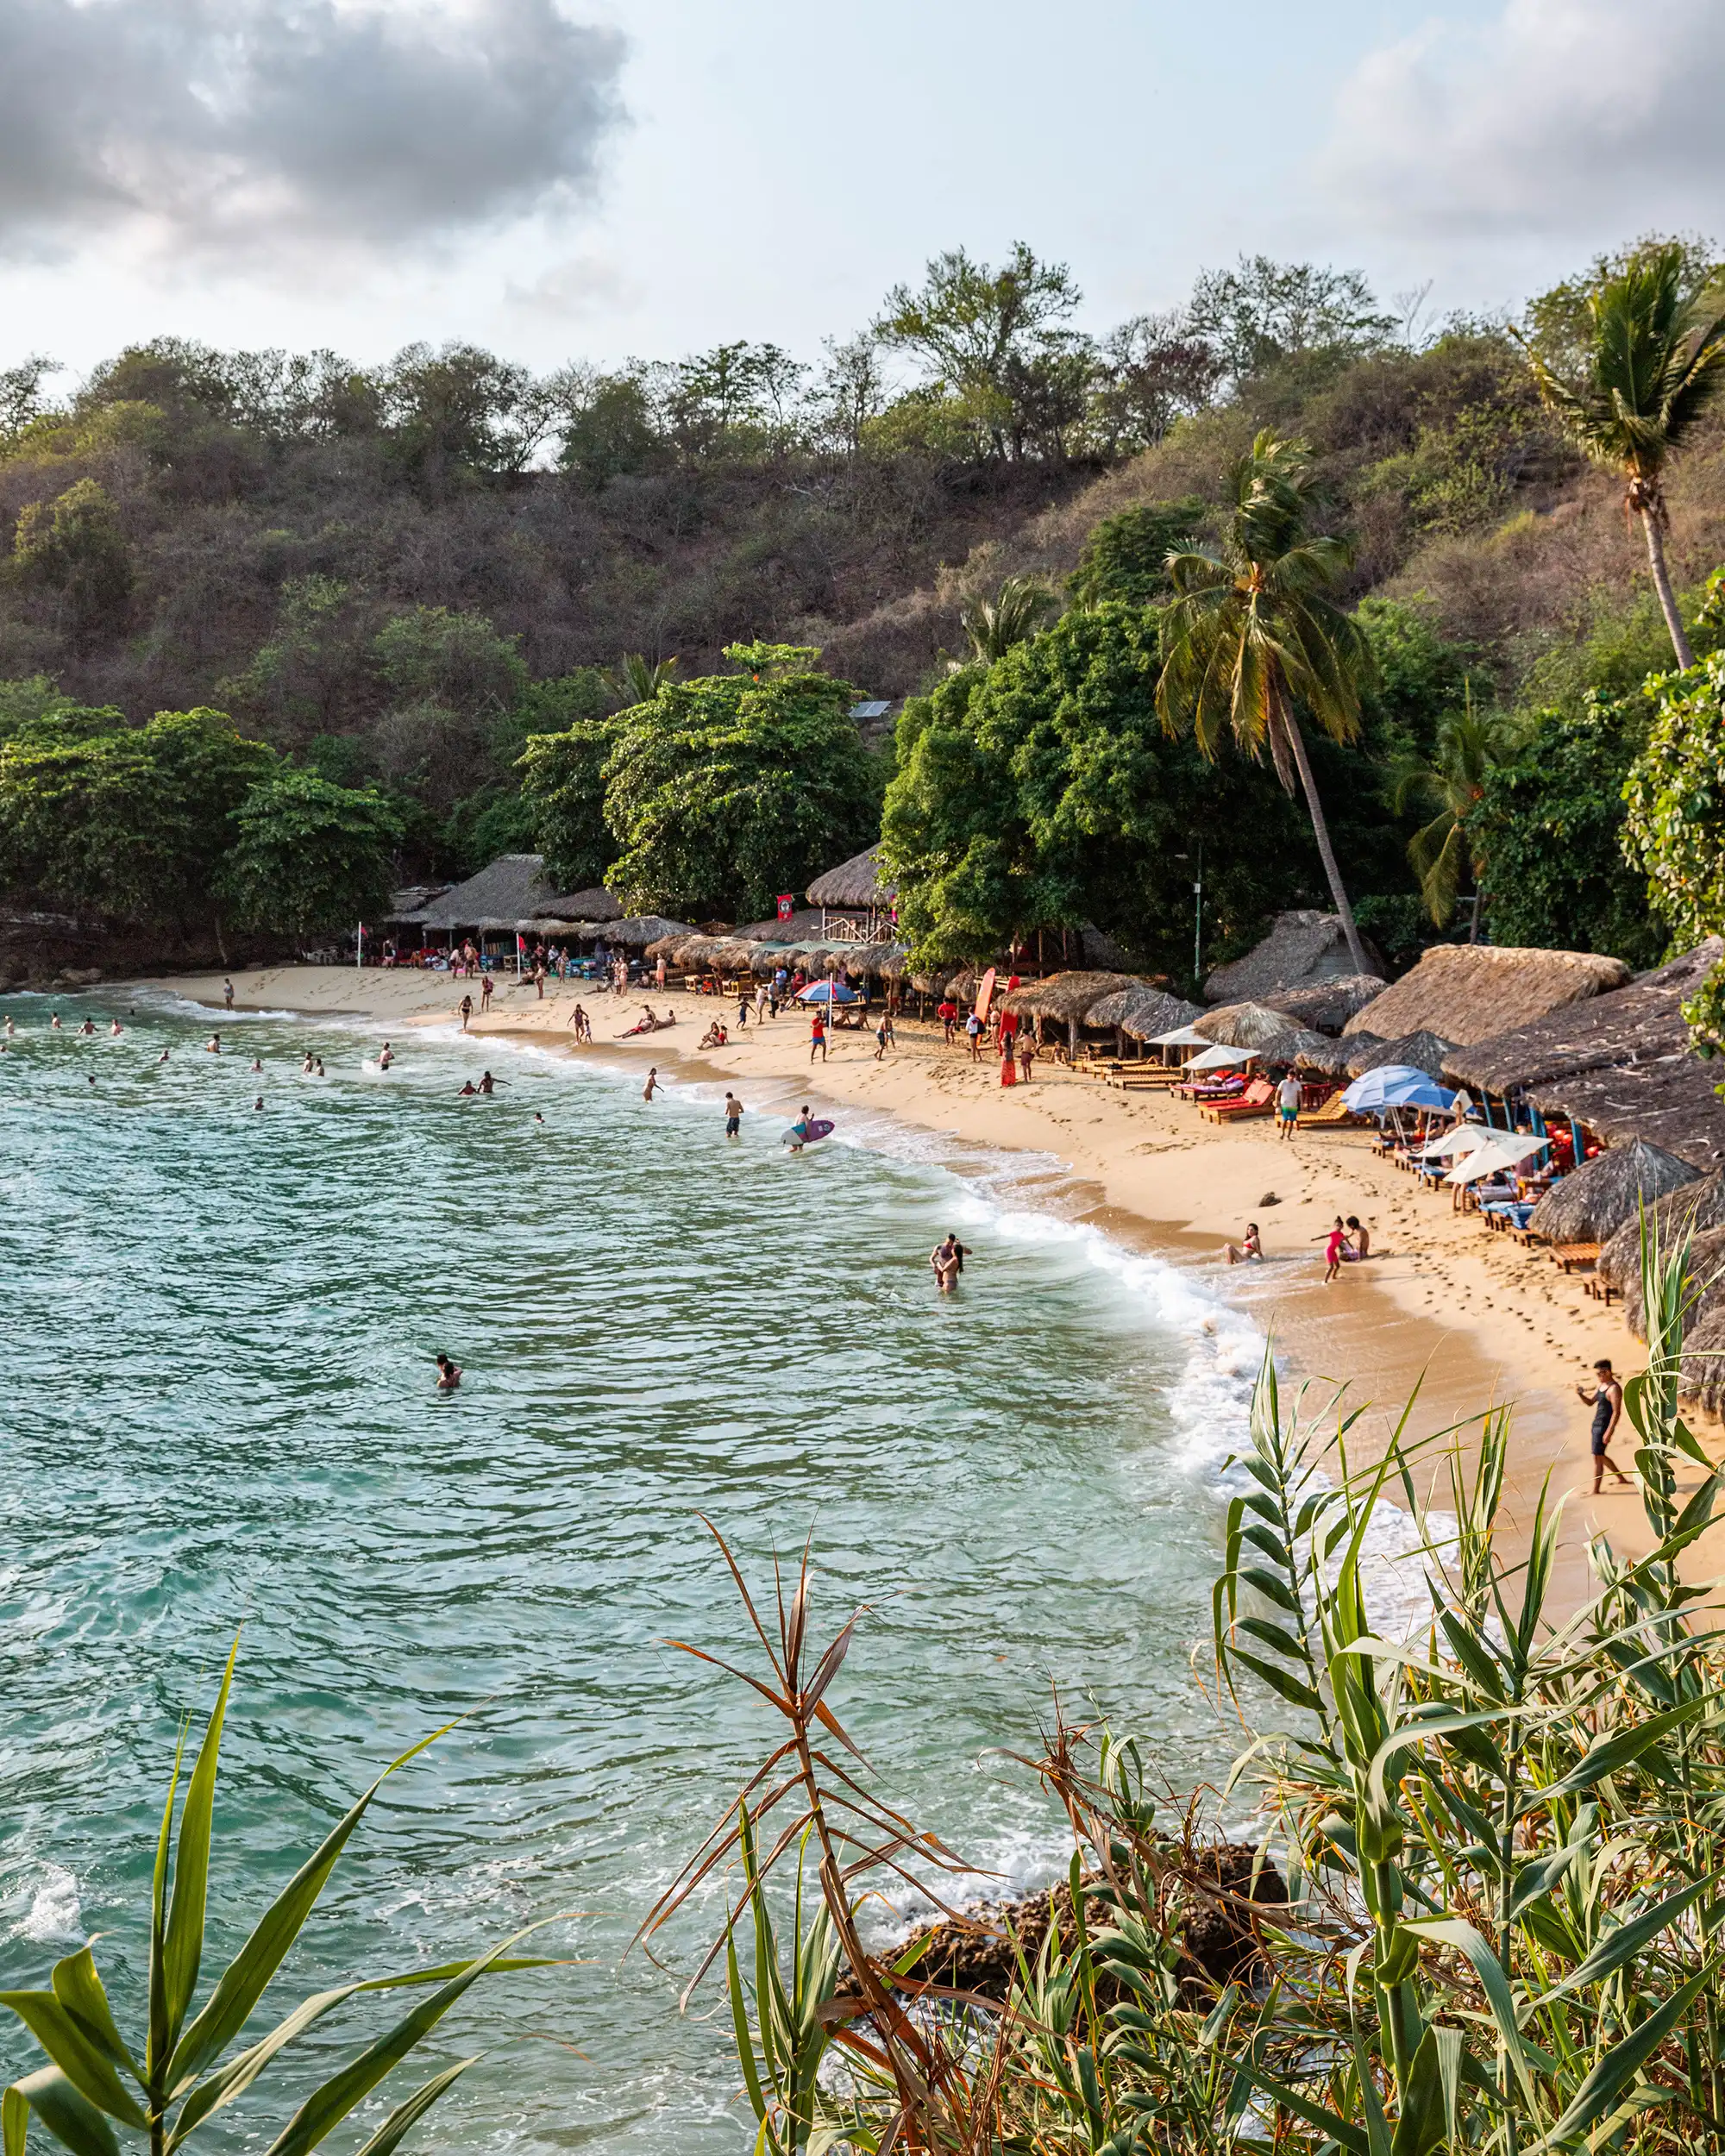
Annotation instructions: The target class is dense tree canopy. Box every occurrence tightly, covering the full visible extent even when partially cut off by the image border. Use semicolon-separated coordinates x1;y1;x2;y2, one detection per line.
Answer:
220;768;405;936
600;648;881;921
881;605;1319;980
0;708;273;930
1623;653;1725;950
1470;693;1662;966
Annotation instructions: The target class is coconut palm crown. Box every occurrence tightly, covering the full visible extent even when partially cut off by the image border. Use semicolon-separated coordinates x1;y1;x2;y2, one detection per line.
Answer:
1156;428;1373;974
1521;241;1725;667
1391;686;1530;932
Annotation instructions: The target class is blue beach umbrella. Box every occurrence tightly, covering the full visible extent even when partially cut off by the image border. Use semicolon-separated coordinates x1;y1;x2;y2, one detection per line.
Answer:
796;980;862;1005
1342;1065;1458;1115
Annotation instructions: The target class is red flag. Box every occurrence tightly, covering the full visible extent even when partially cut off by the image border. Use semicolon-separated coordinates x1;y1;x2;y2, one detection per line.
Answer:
777;893;794;921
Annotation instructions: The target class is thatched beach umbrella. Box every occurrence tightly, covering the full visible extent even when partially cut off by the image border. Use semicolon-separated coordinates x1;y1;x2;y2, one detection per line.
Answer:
1194;1001;1293;1050
609;914;693;949
1255;1026;1334;1070
1297;1037;1357;1077
1599;1169;1725;1294
1347;1031;1456;1081
1266;974;1389;1034
1527;1138;1702;1246
1623;1220;1725;1341
1000;970;1141;1053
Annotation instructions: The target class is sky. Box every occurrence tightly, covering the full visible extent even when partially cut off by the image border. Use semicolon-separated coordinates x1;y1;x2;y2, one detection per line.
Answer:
3;0;1725;381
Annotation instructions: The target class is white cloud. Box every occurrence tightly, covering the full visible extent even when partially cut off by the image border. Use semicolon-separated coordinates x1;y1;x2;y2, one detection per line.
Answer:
0;0;627;267
504;249;643;322
1321;0;1725;246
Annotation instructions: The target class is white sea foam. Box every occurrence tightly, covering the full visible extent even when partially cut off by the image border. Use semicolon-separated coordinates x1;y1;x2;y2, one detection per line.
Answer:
16;1865;83;1945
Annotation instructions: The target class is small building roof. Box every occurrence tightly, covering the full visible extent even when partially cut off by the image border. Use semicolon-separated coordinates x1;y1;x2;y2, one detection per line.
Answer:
806;846;897;911
1341;943;1629;1044
1347;1030;1458;1081
1264;973;1388;1034
849;700;892;720
1205;912;1383;1006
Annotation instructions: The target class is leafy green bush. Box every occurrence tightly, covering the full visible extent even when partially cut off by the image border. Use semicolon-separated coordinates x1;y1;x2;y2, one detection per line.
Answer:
1470;693;1663;963
1623;649;1725;950
222;768;404;934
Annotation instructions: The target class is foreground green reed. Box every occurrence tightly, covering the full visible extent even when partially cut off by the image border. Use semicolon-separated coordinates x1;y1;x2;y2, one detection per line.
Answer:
653;1221;1725;2154
0;1652;561;2156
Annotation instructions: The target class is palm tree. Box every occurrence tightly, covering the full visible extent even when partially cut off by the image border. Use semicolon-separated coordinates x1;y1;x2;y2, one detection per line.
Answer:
959;575;1058;665
1520;242;1725;667
1157;429;1374;975
604;652;680;707
1391;686;1530;933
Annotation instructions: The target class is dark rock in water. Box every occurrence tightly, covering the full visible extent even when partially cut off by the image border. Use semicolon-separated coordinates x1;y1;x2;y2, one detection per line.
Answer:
883;1843;1288;2004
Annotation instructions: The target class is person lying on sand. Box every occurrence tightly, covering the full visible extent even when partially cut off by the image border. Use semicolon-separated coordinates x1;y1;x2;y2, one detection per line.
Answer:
1225;1224;1263;1264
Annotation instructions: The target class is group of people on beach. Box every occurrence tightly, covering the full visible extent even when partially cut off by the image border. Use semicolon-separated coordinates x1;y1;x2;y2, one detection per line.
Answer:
1223;1214;1372;1276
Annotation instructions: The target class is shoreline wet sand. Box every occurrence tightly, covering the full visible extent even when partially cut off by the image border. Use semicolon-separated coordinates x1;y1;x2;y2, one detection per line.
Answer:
138;963;1712;1609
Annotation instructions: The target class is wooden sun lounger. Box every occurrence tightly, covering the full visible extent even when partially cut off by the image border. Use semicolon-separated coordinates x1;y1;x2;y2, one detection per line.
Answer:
1201;1081;1275;1124
1584;1276;1620;1303
1551;1242;1601;1273
1295;1093;1358;1131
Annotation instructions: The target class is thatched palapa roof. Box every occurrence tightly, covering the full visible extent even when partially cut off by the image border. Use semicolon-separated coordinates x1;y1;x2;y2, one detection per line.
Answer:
605;914;693;949
1194;1001;1296;1050
738;907;825;943
1598;1170;1725;1291
1446;940;1723;1094
1086;986;1204;1039
1000;971;1141;1023
1255;1026;1336;1069
1264;974;1388;1033
405;855;614;931
1346;1031;1458;1081
1341;943;1629;1044
1526;1138;1701;1245
806;845;897;911
1532;1056;1725;1177
1204;912;1384;1006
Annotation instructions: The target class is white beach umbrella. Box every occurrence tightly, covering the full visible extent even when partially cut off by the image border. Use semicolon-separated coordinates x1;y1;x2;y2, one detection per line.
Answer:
1185;1043;1256;1071
1422;1124;1491;1162
1444;1133;1551;1186
1149;1025;1209;1047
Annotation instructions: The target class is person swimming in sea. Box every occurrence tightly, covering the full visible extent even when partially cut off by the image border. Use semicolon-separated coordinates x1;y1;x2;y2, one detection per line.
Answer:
930;1232;970;1293
478;1070;498;1095
456;1079;478;1096
250;1056;262;1074
79;1018;96;1036
253;1095;264;1111
533;1111;546;1126
435;1352;461;1391
157;1047;170;1064
49;1012;61;1030
643;1068;659;1101
110;1018;123;1037
207;1033;222;1054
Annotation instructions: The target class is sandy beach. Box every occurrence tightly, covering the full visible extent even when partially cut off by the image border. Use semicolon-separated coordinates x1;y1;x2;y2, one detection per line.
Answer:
141;962;1705;1606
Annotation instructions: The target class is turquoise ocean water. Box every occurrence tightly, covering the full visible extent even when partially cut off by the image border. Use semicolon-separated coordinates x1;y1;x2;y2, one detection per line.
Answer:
0;989;1272;2151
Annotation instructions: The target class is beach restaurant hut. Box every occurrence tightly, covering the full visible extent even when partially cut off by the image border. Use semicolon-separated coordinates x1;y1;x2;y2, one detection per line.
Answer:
1526;1138;1701;1250
1193;1001;1293;1050
1254;1025;1337;1072
1341;943;1630;1044
1204;909;1384;1006
1264;973;1389;1035
400;854;615;960
1000;971;1142;1056
806;846;898;943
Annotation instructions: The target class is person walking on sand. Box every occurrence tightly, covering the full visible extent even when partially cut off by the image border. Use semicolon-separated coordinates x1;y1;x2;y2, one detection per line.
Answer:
810;1010;827;1063
755;982;768;1025
460;993;474;1032
223;977;235;1011
1578;1360;1631;1492
1275;1071;1302;1139
481;975;494;1012
875;1014;892;1062
965;1009;983;1060
724;1091;743;1138
643;1067;660;1101
1225;1224;1263;1264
